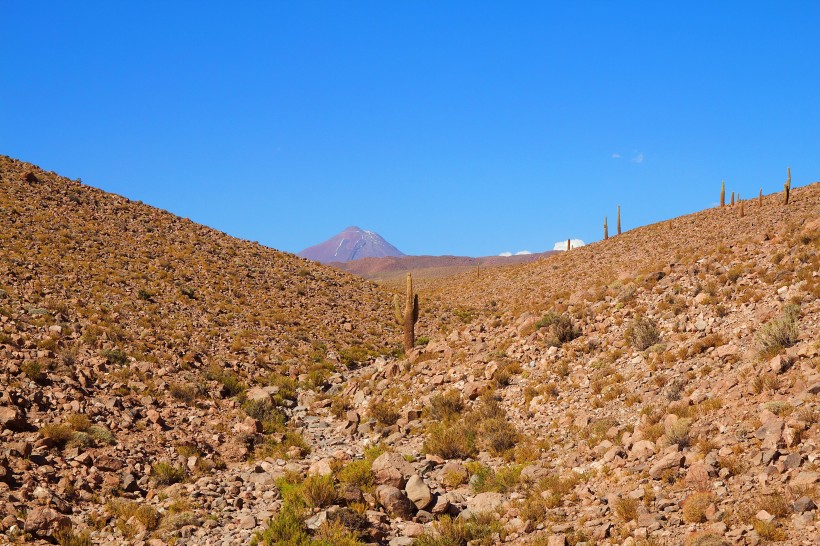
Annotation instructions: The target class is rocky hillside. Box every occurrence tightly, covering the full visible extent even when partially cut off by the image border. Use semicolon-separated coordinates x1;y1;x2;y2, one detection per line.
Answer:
0;156;401;544
0;155;818;546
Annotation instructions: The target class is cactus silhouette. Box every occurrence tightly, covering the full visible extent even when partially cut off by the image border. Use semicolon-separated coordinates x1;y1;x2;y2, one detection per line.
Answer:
720;181;725;207
784;167;791;205
617;206;621;235
604;216;608;240
394;273;419;352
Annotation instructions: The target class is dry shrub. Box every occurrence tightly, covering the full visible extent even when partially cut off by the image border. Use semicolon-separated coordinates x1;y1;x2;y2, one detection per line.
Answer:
424;422;476;459
757;304;799;358
684;531;728;546
429;389;464;421
753;520;785;541
481;417;519;455
301;473;338;508
614;497;639;522
368;399;400;426
626;316;661;350
682;491;716;523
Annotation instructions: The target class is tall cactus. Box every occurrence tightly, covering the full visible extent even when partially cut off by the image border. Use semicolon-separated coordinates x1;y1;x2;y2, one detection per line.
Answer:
720;180;725;207
603;216;609;240
784;167;791;205
617;205;621;235
730;191;734;206
759;188;762;207
394;273;419;352
566;239;571;251
739;195;744;217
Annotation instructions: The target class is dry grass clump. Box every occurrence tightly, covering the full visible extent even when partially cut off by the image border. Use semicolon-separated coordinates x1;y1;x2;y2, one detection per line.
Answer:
665;418;692;448
428;389;464;421
535;311;581;346
626;316;661;350
151;461;186;486
753;520;785;541
757;304;800;358
424;422;477;459
414;513;501;546
107;499;161;538
683;531;728;546
301;473;338;508
682;491;716;523
467;463;521;494
614;497;639;522
368;398;400;426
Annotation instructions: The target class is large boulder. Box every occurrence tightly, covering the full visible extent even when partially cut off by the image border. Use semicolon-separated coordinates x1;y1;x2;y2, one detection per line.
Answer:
372;452;414;488
0;406;25;431
405;475;432;510
24;507;70;538
376;485;415;519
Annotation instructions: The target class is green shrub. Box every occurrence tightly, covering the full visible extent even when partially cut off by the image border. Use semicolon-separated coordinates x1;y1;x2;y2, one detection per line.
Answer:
21;360;44;382
301;474;338;508
151;461;185;486
338;459;374;490
100;348;129;365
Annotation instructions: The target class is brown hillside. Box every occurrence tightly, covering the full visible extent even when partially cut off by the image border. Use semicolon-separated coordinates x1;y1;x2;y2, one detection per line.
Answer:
1;156;818;546
427;183;820;313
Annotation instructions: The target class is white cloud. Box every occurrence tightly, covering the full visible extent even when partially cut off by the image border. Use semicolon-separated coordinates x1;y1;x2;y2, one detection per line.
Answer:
611;153;621;159
553;239;586;251
632;151;644;164
498;251;513;257
515;250;532;255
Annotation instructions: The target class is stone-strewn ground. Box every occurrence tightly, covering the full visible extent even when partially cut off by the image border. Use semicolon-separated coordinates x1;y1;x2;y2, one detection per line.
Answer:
1;157;818;545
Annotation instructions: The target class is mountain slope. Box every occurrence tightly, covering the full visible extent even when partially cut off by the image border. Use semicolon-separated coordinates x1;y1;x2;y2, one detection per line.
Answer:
0;156;402;543
298;226;405;263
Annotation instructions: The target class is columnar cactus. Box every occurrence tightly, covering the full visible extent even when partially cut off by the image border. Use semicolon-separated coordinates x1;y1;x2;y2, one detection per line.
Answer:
720;181;725;207
784;167;791;205
394;273;419;352
759;188;763;207
617;206;621;235
739;196;744;217
604;216;609;240
730;191;734;206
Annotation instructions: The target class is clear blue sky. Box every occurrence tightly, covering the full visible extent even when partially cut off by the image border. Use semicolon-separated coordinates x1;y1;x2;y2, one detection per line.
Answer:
2;2;818;257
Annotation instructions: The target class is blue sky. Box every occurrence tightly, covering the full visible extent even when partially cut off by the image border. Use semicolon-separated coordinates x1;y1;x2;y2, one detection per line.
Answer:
2;2;818;257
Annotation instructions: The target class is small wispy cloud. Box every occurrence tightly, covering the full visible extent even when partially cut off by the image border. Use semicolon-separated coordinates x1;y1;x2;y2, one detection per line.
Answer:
498;251;513;257
632;151;644;164
611;153;621;159
515;250;532;255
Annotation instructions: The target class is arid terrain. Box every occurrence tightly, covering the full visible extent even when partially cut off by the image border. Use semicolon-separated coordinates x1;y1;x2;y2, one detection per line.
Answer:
331;252;558;286
1;155;818;546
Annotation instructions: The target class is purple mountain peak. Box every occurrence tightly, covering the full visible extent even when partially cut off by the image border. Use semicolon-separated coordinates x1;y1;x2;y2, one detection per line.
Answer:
297;226;405;263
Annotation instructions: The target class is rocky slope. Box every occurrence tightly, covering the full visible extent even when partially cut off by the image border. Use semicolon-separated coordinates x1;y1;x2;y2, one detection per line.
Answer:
0;156;818;546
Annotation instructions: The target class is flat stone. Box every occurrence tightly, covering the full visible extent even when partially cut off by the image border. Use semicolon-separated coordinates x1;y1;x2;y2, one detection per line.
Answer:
793;496;816;513
467;491;504;514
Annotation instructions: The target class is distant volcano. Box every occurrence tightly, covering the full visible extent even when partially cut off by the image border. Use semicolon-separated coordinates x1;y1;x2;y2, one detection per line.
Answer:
297;226;405;263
